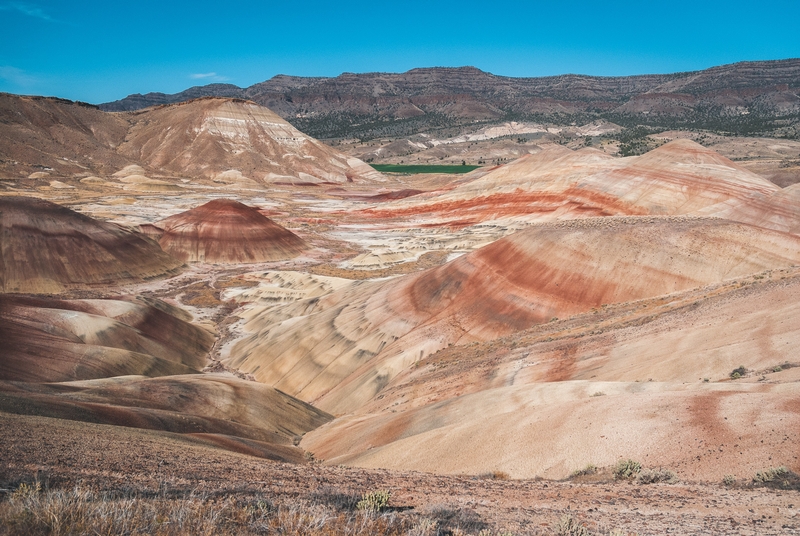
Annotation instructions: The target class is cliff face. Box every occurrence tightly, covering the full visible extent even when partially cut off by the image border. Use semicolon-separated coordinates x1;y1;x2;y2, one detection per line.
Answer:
100;60;800;139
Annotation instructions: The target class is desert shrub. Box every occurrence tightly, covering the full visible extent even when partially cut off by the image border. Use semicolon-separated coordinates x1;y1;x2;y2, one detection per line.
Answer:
753;466;789;483
424;504;488;534
477;471;510;480
723;474;736;486
553;514;592;536
636;469;677;484
571;464;598;478
613;459;642;480
310;486;361;511
407;516;438;536
356;489;390;512
752;466;800;490
730;366;747;379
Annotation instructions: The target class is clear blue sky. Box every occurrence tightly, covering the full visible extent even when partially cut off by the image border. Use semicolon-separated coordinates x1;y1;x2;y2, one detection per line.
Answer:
1;0;799;104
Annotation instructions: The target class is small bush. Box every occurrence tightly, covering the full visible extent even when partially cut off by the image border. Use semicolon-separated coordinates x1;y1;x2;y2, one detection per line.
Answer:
356;490;390;512
752;466;800;490
477;471;510;480
613;459;642;480
571;464;598;478
723;474;736;486
424;505;488;534
310;486;360;511
754;466;789;483
553;515;591;536
636;469;677;484
730;366;747;379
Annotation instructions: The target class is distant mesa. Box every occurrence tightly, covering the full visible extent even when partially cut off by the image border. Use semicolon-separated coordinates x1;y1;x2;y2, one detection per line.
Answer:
151;198;307;263
228;216;800;414
98;59;800;140
0;196;182;293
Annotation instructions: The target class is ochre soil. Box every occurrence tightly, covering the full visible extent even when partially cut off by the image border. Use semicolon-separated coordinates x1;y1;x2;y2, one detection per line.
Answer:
2;412;798;535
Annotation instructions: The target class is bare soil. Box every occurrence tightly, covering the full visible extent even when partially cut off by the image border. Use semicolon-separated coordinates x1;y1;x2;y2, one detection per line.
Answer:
2;412;799;535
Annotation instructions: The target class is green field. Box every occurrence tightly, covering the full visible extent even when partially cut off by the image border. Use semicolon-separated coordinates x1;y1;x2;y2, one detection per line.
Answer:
370;164;481;174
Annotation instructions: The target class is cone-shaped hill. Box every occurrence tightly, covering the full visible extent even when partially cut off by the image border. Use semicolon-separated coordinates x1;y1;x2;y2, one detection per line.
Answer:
0;196;182;293
152;199;307;263
118;97;384;184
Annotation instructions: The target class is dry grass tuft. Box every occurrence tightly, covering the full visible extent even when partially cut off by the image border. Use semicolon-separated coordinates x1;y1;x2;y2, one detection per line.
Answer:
752;466;800;490
0;484;416;536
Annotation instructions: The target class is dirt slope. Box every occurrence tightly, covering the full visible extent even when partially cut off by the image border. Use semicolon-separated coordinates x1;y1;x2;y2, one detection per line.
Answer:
0;94;384;184
302;269;800;481
0;197;182;293
0;374;331;462
700;182;800;234
0;295;214;382
0;94;129;178
228;216;800;414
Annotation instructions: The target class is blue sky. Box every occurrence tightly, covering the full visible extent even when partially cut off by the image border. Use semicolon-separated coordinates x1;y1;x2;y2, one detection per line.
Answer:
1;0;799;104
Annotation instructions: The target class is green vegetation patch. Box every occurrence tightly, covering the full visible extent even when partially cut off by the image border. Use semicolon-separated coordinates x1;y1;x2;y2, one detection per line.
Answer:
371;164;481;174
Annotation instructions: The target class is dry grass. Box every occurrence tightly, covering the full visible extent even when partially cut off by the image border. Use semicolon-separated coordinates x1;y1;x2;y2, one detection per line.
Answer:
752;466;800;490
0;484;420;536
0;482;637;535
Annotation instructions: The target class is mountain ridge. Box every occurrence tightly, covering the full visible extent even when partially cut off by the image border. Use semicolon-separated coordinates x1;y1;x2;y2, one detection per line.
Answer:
99;59;800;139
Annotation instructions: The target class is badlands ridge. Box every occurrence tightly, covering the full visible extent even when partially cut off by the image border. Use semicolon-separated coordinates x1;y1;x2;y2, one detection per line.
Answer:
1;93;800;527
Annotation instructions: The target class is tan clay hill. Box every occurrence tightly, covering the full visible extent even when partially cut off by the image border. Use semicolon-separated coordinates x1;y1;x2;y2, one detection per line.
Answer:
0;374;331;463
227;216;800;414
149;199;307;263
117;97;383;184
302;266;800;481
0;295;214;382
362;139;781;226
0;94;383;185
700;182;800;234
0;196;182;293
0;93;130;178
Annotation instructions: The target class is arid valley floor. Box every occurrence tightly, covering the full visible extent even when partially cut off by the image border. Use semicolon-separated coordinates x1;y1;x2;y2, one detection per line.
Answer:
2;63;800;534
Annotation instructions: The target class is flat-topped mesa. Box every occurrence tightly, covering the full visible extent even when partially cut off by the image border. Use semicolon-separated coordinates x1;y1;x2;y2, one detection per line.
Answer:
154;199;307;263
0;196;182;293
